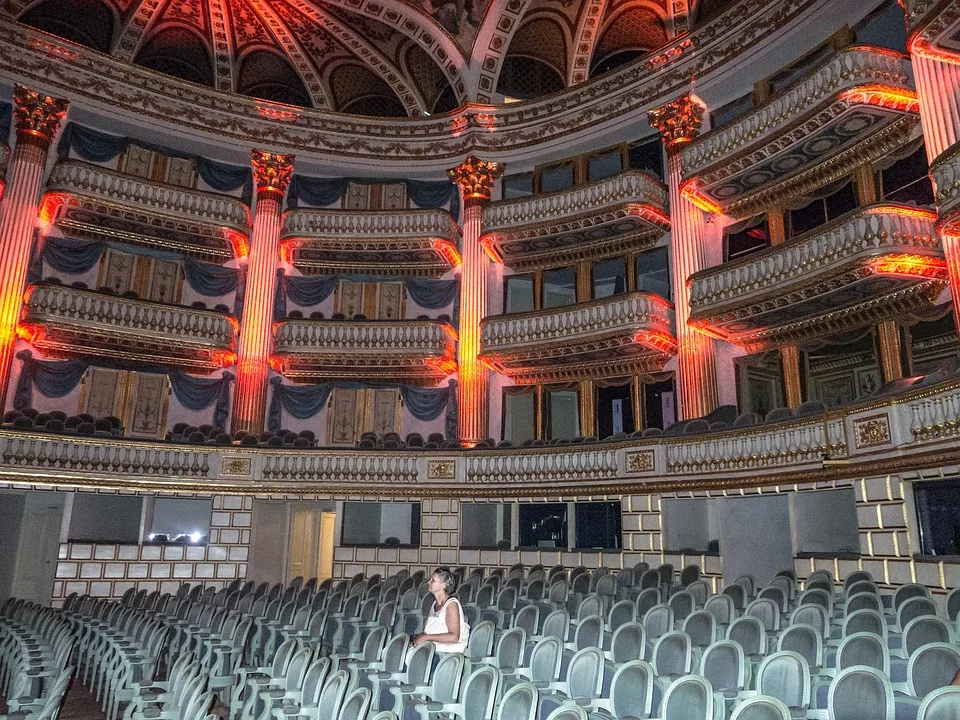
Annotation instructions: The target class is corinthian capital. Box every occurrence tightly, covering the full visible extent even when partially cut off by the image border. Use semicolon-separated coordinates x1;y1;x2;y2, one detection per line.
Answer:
648;92;705;149
448;155;504;203
13;86;69;150
251;150;295;200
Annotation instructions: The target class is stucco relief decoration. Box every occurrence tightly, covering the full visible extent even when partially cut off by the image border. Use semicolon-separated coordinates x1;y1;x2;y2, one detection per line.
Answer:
647;92;704;149
428;459;456;479
625;449;655;474
251;150;295;200
853;413;892;449
13;85;68;148
221;455;254;477
448;155;503;202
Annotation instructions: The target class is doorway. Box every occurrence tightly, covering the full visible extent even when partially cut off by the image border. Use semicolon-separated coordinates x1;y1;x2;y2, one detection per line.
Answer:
13;492;65;606
286;505;335;583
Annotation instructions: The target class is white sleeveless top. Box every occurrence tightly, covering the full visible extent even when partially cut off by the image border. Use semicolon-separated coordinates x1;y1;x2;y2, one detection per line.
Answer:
424;596;469;653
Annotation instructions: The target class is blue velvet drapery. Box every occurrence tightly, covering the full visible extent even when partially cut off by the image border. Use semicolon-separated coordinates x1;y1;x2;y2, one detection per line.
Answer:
14;351;234;428
57;123;253;203
36;236;240;299
286;174;460;222
267;376;457;438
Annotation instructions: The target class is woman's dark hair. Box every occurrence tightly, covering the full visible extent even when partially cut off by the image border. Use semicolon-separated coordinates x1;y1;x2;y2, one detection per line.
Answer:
433;567;457;595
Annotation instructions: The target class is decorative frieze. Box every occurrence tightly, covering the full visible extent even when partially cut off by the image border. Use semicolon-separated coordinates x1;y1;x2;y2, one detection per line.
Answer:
22;284;236;370
480;291;676;382
688;205;946;350
481;171;669;269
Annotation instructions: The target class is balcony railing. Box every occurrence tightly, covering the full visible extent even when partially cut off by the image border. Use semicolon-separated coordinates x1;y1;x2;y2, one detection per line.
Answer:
21;284;236;370
272;319;457;382
480;291;676;381
481;171;669;269
688;204;947;349
281;208;461;276
932;141;960;234
680;46;919;219
43;161;249;261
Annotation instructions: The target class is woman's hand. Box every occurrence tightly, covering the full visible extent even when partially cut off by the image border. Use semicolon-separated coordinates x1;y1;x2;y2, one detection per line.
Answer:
411;633;426;647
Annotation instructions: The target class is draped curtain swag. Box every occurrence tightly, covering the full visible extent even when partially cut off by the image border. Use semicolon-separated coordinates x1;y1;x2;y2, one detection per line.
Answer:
14;350;234;429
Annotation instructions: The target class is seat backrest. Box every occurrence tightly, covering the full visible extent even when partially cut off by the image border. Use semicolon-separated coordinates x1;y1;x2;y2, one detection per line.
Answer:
495;682;538;720
729;695;791;720
337;688;371;720
829;665;894;720
894;583;930;611
842;609;886;640
467;620;495;659
317;670;350;720
541;609;569;641
903;615;953;658
746;598;781;632
300;657;332;705
668;591;695;621
635;587;660;617
687;580;710;607
611;622;645;665
757;587;787;614
652;631;693;678
756;651;811;710
837;632;890;676
460;665;500;720
789;605;828;637
843;571;873;593
777;624;823;669
640;569;661;590
644;603;674;640
798;588;831;614
566;647;604;699
909;642;960;699
661;674;716;720
722;584;747;610
610;660;655;718
947;588;960;622
769;576;795;601
544;706;588;720
683;610;717;648
846;580;878;598
514;604;539;637
704;594;736;626
574;614;602;650
918;686;960;720
285;647;314;688
528;636;562;683
899;596;938;631
845;592;882;617
608;599;635;631
405;641;435;686
700;640;747;693
728;617;765;657
496;627;526;668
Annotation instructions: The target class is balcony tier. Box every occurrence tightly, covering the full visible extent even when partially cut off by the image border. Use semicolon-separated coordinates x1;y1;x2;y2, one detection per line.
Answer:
679;47;920;219
480;171;669;270
688;204;947;350
42;161;250;262
272;319;457;383
20;284;236;371
479;291;676;382
932;140;960;234
281;209;461;277
902;0;960;59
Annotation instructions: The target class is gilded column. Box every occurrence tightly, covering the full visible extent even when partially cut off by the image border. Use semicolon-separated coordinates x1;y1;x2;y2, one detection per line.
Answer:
648;93;719;420
232;150;294;435
877;320;904;383
0;86;68;409
910;50;960;334
448;155;503;444
766;208;803;409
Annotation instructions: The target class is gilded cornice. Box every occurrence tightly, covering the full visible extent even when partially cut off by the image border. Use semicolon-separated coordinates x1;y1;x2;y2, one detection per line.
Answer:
0;0;823;168
679;47;919;218
47;160;251;235
931;139;960;234
21;284;236;370
1;377;960;496
901;0;960;59
272;318;457;382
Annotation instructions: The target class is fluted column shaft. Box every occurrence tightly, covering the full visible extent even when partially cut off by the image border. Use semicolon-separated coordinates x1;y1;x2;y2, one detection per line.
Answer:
0;87;67;410
912;53;960;335
449;156;502;445
232;150;294;435
666;150;719;419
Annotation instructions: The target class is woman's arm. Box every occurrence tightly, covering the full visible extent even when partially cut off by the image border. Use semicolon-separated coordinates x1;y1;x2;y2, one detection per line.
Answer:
412;602;461;646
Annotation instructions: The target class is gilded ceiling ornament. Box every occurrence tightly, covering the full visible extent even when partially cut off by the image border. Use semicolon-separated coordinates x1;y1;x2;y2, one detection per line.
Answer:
647;92;704;149
251;150;295;200
448;155;504;202
13;85;68;148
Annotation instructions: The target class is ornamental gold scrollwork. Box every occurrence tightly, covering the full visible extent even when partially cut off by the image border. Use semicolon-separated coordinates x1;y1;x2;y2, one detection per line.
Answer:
448;156;503;202
13;85;68;148
251;150;295;200
648;92;704;149
853;414;892;449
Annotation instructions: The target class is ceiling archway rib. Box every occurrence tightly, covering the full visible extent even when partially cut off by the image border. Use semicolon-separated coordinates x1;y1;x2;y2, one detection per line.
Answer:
471;0;537;103
283;0;426;116
207;0;236;92
114;0;167;60
569;0;608;85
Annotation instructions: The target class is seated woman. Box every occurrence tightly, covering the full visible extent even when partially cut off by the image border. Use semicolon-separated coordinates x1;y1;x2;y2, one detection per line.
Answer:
410;567;470;655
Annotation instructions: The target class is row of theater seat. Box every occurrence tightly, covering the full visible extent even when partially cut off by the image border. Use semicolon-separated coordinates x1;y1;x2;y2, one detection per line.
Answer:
11;562;959;720
284;311;452;322
167;424;319;448
1;408;124;438
41;278;233;313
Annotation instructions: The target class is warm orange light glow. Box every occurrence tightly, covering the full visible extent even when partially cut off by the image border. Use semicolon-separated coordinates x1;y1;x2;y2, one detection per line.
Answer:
679;179;724;215
432;239;462;267
427;357;458;376
15;323;39;343
633;329;679;355
837;84;920;113
226;229;249;258
479;235;503;263
212;350;237;367
255;104;302;122
38;193;66;225
868;204;938;221
869;254;948;278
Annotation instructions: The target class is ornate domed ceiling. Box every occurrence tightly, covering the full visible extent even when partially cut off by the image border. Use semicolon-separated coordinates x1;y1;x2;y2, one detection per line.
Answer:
9;0;726;117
